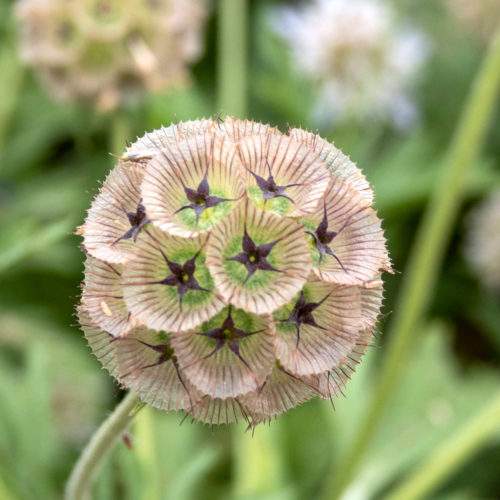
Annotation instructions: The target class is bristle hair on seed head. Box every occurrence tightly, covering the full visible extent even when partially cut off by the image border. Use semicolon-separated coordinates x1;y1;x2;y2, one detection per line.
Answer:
76;117;391;426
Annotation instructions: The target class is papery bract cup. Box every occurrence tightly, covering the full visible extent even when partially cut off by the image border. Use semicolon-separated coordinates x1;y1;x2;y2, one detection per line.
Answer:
77;117;393;426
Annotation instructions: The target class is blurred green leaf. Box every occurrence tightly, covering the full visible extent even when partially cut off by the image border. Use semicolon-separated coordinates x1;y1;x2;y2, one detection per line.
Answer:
0;216;73;273
370;133;500;215
326;320;499;499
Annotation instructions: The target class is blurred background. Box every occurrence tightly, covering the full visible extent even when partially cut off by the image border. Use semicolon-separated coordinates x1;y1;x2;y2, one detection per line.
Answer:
0;0;499;499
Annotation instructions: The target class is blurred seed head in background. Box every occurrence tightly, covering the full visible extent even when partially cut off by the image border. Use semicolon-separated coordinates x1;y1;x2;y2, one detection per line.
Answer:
15;0;209;111
77;116;392;426
447;0;500;42
272;0;429;129
465;191;500;291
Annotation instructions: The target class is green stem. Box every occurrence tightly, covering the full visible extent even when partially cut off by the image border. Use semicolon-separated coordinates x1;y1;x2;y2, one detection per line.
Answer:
135;407;161;500
233;422;286;498
65;392;140;500
217;0;248;117
387;390;500;500
322;25;500;500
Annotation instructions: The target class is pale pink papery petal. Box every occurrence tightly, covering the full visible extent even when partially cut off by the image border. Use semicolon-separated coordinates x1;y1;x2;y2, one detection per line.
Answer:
360;278;385;330
187;395;250;425
141;132;246;237
77;305;118;378
241;364;321;422
206;200;311;314
274;278;362;376
123;225;225;332
172;308;275;399
114;328;200;412
81;257;135;337
217;116;278;142
304;176;392;285
124;119;215;162
81;162;144;264
289;127;373;203
238;132;330;217
318;329;375;401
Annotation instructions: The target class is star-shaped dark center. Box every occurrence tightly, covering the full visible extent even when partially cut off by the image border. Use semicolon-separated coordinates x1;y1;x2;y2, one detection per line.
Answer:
226;224;282;285
126;340;175;370
247;161;301;205
197;307;264;370
278;290;331;347
306;201;347;271
153;247;210;311
117;337;193;410
175;169;234;226
114;199;149;244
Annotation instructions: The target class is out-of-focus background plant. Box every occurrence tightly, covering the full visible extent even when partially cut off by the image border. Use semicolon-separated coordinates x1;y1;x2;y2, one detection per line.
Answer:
0;0;499;499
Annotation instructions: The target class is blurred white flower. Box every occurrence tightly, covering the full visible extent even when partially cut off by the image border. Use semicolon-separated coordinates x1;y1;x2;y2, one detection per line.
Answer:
465;191;500;291
272;0;429;129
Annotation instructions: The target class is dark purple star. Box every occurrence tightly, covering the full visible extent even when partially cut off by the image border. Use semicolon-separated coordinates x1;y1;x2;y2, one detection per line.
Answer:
227;224;282;285
120;339;176;371
175;169;234;225
247;161;301;204
196;306;264;369
306;201;347;272
152;246;210;311
117;337;193;410
114;200;149;244
277;290;331;347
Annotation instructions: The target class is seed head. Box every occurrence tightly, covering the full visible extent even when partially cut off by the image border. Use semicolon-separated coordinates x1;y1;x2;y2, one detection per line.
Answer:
447;0;500;42
77;116;393;426
16;0;209;111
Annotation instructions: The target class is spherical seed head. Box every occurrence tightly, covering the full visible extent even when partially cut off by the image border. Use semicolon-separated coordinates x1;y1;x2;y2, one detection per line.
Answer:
15;0;209;111
272;0;429;129
77;117;393;426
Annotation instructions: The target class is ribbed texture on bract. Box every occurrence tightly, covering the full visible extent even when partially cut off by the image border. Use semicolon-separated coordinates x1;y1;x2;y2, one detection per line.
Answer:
16;0;209;110
77;116;393;426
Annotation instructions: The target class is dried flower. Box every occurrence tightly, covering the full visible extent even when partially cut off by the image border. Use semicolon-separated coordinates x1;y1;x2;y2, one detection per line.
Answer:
465;191;500;291
77;117;392;426
272;0;429;129
16;0;209;111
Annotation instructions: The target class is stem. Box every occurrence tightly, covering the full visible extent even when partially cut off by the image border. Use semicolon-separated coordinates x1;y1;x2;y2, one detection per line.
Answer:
387;390;500;500
217;0;248;117
233;423;285;497
135;407;161;500
322;25;500;500
65;392;140;500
